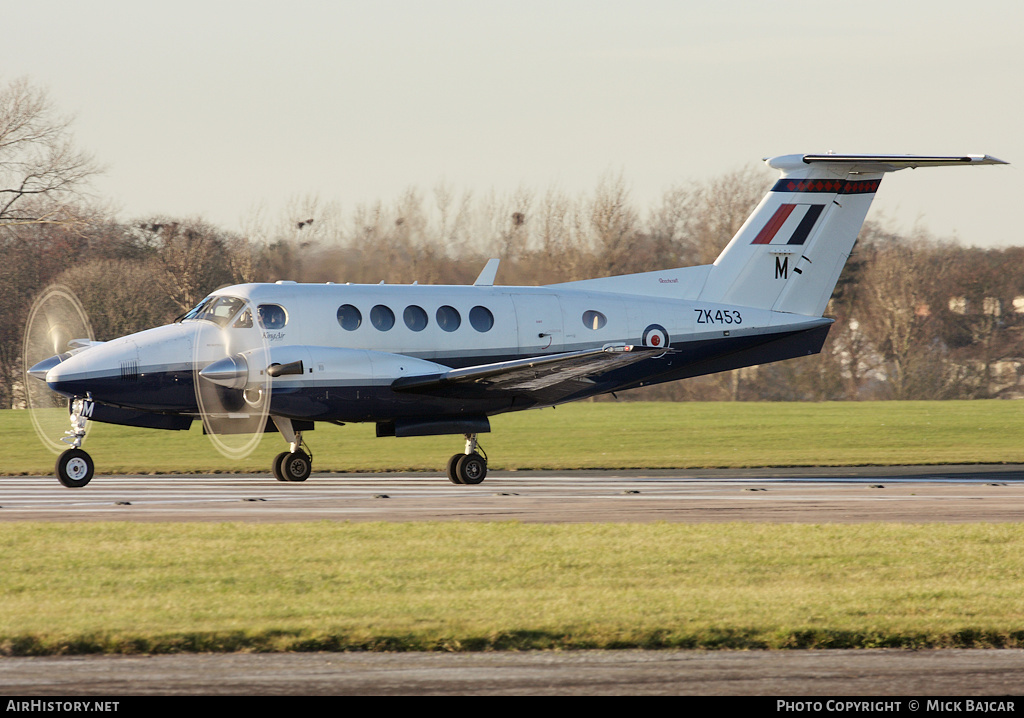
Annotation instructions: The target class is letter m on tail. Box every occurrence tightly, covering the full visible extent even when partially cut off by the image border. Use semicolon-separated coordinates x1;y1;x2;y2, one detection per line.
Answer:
775;255;788;280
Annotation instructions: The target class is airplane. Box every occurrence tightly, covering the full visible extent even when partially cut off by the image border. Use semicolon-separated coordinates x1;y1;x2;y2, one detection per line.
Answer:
24;152;1007;488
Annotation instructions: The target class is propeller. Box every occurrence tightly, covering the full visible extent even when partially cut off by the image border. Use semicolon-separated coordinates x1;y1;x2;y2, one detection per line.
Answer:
22;285;95;454
190;296;272;460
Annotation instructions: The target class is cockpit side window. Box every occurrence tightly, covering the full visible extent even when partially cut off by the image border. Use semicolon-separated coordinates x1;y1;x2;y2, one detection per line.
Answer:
232;308;254;329
183;296;247;328
258;304;288;330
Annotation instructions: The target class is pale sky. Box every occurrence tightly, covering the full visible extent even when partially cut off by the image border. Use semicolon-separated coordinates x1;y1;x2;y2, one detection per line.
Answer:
5;1;1022;248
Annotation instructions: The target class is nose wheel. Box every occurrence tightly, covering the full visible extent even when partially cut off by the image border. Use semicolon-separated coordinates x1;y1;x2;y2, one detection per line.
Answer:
54;397;94;488
56;448;94;488
446;434;488;485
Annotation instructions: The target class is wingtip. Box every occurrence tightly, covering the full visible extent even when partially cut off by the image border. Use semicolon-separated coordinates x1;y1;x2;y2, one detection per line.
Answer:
976;154;1009;165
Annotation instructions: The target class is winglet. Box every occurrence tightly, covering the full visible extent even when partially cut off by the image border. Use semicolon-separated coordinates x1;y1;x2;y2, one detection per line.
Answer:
473;258;500;286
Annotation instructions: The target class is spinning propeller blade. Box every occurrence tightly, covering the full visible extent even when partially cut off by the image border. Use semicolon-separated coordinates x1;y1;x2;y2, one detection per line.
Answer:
191;297;272;459
22;285;95;454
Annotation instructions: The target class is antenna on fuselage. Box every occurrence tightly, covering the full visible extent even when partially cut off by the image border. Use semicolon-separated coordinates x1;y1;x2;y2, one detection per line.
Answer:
473;258;500;287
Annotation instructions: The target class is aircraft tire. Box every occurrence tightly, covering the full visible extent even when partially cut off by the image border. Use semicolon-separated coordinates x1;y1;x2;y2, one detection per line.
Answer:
455;453;487;485
281;450;311;482
56;448;94;488
272;452;290;482
446;454;464;484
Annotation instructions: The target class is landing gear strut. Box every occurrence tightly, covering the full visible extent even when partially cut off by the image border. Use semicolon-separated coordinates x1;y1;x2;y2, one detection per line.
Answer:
446;433;488;485
271;417;312;482
56;397;94;488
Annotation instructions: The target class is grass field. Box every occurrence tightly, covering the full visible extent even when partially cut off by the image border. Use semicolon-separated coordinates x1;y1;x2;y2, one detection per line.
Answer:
4;400;1024;476
2;522;1023;655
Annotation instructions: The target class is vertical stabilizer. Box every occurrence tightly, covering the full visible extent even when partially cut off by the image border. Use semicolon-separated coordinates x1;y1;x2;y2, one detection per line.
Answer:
697;153;1006;317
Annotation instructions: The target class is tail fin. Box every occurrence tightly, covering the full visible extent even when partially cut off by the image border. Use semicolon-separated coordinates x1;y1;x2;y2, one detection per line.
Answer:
698;153;1007;317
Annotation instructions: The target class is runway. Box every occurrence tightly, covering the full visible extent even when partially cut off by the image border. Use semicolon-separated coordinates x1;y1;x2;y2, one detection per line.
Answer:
2;464;1024;523
3;466;1024;696
3;649;1024;696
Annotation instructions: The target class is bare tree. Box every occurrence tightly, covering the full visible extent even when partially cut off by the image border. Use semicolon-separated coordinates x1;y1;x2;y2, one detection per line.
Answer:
432;180;474;258
524;186;583;283
587;170;641;276
56;258;177;339
137;218;238;313
0;77;101;227
650;165;772;266
935;245;1024;398
856;229;956;399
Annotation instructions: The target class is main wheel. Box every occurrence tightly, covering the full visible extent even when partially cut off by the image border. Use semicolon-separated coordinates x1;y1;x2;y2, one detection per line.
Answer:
446;453;464;484
281;450;311;482
272;452;290;482
455;453;487;485
56;448;94;488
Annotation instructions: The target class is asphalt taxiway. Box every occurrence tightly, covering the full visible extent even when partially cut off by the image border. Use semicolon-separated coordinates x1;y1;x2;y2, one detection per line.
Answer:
3;649;1024;696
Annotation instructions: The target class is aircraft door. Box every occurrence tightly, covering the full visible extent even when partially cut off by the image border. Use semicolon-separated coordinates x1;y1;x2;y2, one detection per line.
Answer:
511;293;563;355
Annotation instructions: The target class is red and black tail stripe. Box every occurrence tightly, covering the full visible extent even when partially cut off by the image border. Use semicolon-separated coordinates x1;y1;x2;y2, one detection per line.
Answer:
752;203;826;246
787;204;824;245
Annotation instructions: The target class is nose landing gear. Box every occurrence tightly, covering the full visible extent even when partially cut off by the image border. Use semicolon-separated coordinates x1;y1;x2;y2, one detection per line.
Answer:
56;397;94;488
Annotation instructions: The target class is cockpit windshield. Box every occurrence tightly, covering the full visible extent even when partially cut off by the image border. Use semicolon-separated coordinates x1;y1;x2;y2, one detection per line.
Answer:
180;296;247;328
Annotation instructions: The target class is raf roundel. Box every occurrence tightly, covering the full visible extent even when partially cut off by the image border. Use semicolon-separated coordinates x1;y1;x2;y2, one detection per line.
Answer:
642;324;669;349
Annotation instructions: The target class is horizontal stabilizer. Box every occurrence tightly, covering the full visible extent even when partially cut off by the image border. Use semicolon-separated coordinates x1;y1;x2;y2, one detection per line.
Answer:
798;153;1008;172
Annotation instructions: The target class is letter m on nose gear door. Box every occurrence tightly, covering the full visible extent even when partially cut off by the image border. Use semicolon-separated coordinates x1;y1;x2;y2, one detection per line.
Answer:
511;294;563;355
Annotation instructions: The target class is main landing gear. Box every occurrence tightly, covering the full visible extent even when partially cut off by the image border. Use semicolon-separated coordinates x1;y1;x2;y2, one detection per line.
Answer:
271;417;312;482
55;397;94;488
446;433;488;485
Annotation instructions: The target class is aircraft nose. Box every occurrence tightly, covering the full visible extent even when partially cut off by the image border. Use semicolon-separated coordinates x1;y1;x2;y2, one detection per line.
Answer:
44;338;138;390
38;322;198;411
28;354;70;381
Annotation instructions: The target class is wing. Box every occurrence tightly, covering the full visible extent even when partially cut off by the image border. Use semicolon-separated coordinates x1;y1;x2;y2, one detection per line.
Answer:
391;343;666;405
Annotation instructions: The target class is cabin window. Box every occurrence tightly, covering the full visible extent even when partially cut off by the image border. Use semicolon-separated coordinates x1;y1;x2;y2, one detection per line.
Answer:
337;304;362;331
582;310;607;330
436;305;461;332
371;305;395;331
469;305;494;332
258;304;288;330
404;305;428;332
